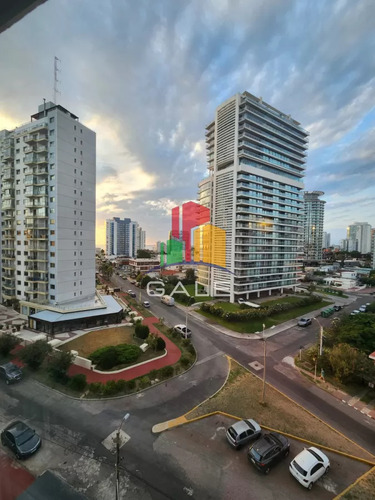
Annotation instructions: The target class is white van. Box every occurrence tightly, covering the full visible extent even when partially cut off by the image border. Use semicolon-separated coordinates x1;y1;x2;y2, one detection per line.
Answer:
161;295;175;306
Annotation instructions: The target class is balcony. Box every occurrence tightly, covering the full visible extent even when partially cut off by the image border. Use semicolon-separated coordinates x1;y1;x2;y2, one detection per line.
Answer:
1;200;14;210
25;220;48;229
24;208;48;218
25;254;48;262
2;148;14;160
2;289;16;299
2;169;14;180
26;285;48;294
25;176;48;186
25;263;48;272
24;154;37;165
24;295;49;305
25;186;48;197
25;198;48;208
27;242;48;251
2;263;15;270
24;133;48;143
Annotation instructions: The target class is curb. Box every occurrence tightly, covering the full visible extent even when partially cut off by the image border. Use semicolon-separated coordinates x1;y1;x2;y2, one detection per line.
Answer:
333;465;375;499
152;355;231;433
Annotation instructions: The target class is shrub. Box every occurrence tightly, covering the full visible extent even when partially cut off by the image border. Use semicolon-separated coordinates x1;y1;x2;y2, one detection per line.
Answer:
135;324;149;340
89;344;141;370
149;369;158;380
156;336;166;351
68;374;87;392
138;376;150;389
102;380;118;396
180;355;191;367
126;379;136;390
19;340;52;370
0;332;19;357
48;350;74;382
160;365;173;378
115;379;127;392
88;382;102;395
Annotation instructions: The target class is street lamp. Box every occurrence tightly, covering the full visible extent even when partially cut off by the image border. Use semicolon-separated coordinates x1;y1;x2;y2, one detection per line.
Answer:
261;324;275;404
185;296;194;332
313;317;323;356
115;412;130;500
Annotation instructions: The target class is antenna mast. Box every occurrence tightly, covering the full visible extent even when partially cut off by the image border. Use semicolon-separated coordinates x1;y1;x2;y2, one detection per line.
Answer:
54;56;61;104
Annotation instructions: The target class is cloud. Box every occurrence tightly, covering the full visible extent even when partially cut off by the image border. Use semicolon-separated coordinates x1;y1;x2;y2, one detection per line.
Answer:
0;0;374;245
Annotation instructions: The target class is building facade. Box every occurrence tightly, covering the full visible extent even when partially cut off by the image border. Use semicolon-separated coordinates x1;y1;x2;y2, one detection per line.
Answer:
347;222;372;254
197;92;308;302
0;102;96;315
106;217;146;257
323;231;331;249
303;191;325;262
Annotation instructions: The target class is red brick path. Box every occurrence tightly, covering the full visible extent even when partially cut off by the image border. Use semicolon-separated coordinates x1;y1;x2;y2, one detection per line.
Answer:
0;450;35;500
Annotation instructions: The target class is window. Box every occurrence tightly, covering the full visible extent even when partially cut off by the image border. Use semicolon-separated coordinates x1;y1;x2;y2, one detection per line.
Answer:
16;138;20;143
74;272;76;276
16;200;20;205
50;208;55;213
50;129;54;136
16;159;20;164
80;128;82;133
74;158;77;163
74;125;76;130
50;263;55;268
74;169;76;174
16;190;20;195
49;141;54;147
74;137;77;142
50;274;55;279
50;252;55;257
50;197;55;203
74;148;76;153
50;163;55;169
16;149;20;154
74;282;76;286
50;186;55;191
50;219;55;224
50;241;55;246
50;295;55;299
50;230;55;235
16;169;20;175
49;117;54;123
50;174;55;180
50;284;55;289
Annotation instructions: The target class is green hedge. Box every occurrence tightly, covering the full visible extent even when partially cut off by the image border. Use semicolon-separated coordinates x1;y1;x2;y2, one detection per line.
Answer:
89;344;141;370
200;294;322;322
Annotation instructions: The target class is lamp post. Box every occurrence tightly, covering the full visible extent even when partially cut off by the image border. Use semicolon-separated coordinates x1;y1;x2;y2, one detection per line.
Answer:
115;412;130;500
261;324;275;404
185;296;194;332
313;317;323;356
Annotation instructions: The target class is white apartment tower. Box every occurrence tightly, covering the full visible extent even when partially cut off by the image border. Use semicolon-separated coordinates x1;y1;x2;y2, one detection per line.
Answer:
0;102;96;315
303;191;326;262
198;92;308;302
347;222;372;254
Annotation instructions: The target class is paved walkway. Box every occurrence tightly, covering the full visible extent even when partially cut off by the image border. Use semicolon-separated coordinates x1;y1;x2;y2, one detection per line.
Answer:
0;449;35;500
68;316;181;383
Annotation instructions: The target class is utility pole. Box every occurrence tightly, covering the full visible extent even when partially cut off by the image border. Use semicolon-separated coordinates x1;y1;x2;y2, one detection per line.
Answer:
261;324;266;404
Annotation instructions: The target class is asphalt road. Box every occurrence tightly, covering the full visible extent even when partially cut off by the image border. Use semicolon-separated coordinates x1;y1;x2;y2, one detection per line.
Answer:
1;276;374;499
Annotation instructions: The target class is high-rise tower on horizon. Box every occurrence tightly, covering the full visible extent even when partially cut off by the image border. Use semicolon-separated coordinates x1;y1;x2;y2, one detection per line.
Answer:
303;191;326;262
197;91;308;302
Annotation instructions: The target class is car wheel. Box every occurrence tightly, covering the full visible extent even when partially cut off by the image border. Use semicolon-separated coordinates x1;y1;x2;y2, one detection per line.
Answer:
325;466;330;474
308;482;313;490
284;449;289;457
264;467;270;475
15;452;21;460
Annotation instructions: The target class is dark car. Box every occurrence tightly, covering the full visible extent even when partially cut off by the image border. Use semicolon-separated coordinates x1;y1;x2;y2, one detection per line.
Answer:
1;421;41;459
298;318;312;327
248;432;290;474
333;305;342;312
226;419;261;448
0;362;22;385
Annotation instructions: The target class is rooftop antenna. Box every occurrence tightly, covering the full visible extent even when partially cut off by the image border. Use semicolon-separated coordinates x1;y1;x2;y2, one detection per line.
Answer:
54;56;61;104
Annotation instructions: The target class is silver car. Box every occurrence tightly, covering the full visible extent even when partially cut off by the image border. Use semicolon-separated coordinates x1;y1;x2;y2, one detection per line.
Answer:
226;419;261;449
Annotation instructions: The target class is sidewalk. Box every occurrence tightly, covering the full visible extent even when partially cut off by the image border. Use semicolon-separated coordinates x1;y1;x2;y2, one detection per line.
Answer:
68;316;181;383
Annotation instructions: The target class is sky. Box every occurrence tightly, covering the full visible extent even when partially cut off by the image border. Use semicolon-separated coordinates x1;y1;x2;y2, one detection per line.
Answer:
0;0;374;247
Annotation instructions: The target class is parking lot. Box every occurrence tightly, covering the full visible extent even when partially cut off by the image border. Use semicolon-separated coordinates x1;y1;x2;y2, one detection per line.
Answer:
154;415;370;500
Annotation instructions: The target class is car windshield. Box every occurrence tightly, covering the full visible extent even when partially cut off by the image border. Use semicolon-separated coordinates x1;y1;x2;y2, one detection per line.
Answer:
245;420;255;431
7;365;20;374
227;427;237;439
15;429;34;446
292;459;307;476
307;448;323;461
250;448;262;461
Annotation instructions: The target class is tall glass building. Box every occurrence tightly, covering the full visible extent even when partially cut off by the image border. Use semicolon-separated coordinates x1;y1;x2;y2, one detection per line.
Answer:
198;92;309;302
304;191;326;262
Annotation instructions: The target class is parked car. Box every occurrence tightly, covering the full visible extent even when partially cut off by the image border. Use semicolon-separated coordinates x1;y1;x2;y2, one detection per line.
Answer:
0;362;22;385
173;324;192;338
226;419;261;449
248;432;290;474
333;305;342;311
359;305;367;312
289;447;330;490
350;310;360;315
161;295;175;306
128;290;136;298
1;421;41;459
298;318;312;327
148;290;155;296
238;298;245;304
143;301;150;308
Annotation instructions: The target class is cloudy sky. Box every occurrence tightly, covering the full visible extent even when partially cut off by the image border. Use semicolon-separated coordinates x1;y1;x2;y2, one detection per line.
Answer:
0;0;374;247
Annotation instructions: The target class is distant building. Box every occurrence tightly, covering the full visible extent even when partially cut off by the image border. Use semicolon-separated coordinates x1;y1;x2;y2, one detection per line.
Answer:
128;257;160;275
323;232;331;249
347;222;372;254
371;229;375;269
106;218;146;257
303;191;325;262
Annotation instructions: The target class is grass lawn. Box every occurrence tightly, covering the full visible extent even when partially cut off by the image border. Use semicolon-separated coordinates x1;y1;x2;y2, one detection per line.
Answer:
216;296;307;313
341;468;375;499
59;325;163;368
198;299;332;333
187;359;375;460
174;283;213;303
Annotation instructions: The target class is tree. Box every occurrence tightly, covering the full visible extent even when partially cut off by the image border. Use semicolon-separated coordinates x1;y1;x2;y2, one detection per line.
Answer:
0;332;19;357
99;260;114;280
141;275;152;289
19;340;52;370
137;249;152;258
135;324;149;340
329;343;373;384
48;350;74;382
185;268;195;284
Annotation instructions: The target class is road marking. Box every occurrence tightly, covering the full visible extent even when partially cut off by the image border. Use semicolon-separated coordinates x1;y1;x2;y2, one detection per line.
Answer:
195;352;223;366
183;486;194;496
101;430;130;453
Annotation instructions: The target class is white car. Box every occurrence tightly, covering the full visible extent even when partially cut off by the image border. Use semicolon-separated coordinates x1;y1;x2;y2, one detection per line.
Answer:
359;305;367;312
238;298;245;304
173;324;192;338
350;310;360;315
289;447;330;490
143;301;150;308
